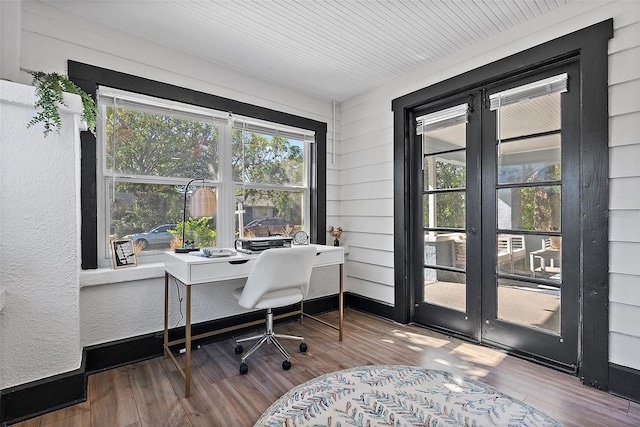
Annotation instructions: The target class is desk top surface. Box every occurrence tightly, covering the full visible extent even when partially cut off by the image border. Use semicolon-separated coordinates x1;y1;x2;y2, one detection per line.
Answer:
166;244;342;264
164;244;344;284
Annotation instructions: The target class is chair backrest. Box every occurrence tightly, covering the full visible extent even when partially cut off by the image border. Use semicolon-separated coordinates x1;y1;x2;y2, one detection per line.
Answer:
237;245;318;309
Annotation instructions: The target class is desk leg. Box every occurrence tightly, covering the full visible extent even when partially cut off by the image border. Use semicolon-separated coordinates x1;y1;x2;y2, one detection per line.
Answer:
164;273;169;358
339;264;344;342
185;285;191;398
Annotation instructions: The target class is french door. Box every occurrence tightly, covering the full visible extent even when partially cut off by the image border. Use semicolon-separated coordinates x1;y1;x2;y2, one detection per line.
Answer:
414;62;580;369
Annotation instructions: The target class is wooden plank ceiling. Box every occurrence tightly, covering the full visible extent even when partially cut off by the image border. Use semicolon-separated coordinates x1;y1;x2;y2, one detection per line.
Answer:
44;0;573;102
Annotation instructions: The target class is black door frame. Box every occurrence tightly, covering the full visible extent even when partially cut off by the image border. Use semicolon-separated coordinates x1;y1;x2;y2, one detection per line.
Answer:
392;20;612;388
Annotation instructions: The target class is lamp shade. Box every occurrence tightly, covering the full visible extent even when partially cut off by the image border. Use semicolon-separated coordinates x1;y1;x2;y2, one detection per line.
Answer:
190;187;216;218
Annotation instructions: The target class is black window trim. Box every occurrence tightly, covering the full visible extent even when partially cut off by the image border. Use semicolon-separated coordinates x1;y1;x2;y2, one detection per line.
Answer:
68;60;327;270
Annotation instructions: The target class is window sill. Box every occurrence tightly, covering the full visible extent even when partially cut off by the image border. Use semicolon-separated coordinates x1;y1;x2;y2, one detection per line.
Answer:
80;262;166;288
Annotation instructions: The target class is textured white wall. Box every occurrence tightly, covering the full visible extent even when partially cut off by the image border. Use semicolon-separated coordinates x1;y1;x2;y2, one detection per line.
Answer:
0;81;84;389
340;0;640;370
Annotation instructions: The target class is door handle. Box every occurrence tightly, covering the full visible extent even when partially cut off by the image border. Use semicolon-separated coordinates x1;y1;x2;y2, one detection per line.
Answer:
467;227;476;236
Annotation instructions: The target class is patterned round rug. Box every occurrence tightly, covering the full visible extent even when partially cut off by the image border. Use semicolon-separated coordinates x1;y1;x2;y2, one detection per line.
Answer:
255;365;562;426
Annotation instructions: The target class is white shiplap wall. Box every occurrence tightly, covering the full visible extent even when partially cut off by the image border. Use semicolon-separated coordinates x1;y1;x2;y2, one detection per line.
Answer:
340;99;396;301
340;0;640;370
326;101;342;242
607;12;640;370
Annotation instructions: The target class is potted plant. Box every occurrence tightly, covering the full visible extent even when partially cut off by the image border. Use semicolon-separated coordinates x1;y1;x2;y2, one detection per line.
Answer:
28;71;97;137
328;226;343;246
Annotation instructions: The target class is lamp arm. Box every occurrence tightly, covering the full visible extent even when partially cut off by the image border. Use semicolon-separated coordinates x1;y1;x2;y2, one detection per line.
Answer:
181;178;198;248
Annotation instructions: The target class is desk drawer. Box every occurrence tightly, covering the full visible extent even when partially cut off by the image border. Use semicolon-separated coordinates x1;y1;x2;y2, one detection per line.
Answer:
314;249;344;267
190;258;255;283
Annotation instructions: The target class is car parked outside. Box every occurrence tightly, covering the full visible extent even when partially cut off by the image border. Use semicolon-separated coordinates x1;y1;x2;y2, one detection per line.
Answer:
125;223;177;250
243;217;295;237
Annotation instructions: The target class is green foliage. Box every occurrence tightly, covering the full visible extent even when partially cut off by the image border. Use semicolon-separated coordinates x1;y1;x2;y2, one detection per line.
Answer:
107;107;304;243
110;182;182;239
232;131;303;184
28;71;98;136
233;130;304;222
521;165;562;231
424;160;466;229
107;107;220;240
106;107;219;178
521;185;561;231
170;217;217;247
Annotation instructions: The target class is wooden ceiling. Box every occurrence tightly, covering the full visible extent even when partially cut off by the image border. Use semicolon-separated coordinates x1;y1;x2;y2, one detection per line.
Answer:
43;0;573;102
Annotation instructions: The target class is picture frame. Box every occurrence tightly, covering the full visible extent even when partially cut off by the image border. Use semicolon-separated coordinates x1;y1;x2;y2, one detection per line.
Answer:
110;239;138;269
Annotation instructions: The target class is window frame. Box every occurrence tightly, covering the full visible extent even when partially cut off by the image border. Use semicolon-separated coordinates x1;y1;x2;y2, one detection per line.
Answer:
95;88;313;265
69;61;327;269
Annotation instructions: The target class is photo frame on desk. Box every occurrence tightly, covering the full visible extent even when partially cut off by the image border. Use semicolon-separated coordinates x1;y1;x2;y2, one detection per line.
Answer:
110;239;137;269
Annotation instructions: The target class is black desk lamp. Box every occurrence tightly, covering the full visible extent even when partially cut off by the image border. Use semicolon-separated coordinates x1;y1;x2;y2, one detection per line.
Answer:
175;178;216;253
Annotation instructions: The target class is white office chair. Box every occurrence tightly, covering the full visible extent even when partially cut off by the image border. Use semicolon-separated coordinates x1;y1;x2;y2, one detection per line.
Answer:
233;245;318;375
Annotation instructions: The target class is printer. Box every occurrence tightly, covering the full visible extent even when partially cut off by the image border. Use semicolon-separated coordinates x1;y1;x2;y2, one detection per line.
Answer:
234;236;293;253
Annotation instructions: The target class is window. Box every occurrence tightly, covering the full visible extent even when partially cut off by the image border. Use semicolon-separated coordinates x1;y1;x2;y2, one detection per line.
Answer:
97;87;314;265
232;121;312;239
69;61;327;270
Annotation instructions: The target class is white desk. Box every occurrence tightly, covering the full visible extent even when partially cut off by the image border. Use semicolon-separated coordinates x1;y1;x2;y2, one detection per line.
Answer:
164;244;344;397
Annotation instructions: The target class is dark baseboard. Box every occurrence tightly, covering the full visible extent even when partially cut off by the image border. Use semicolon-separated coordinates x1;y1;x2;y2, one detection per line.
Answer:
344;292;396;321
0;358;87;426
0;294;340;425
609;363;640;403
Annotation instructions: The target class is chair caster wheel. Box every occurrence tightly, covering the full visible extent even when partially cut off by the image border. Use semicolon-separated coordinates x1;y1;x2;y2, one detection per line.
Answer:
239;363;248;375
282;360;292;370
235;345;243;354
300;342;308;352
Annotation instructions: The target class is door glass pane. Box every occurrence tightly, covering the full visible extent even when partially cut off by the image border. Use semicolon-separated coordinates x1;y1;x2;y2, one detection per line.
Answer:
423;192;466;229
497;278;560;333
498;135;561;185
424;232;466;269
498;92;561;139
497;186;561;232
422;122;466;155
528;235;562;282
496;234;562;283
424;268;466;312
495;234;527;275
423;151;466;189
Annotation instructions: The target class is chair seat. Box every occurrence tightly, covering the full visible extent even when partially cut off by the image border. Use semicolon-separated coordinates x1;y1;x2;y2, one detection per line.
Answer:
233;286;304;309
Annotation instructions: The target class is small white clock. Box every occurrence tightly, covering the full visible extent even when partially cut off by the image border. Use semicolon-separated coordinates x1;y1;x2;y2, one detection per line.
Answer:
292;230;309;245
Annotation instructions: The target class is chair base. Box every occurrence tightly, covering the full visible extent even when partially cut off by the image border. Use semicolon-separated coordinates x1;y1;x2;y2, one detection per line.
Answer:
235;308;306;374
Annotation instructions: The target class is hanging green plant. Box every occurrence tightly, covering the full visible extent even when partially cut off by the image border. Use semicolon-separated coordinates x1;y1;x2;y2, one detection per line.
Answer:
28;71;98;137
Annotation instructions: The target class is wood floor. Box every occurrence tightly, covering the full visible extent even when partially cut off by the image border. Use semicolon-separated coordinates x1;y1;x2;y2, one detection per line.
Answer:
14;309;640;427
